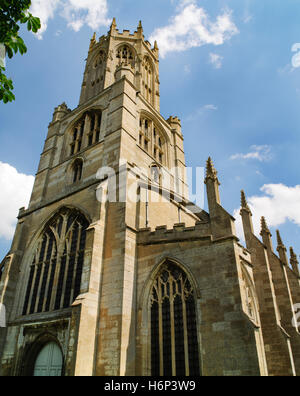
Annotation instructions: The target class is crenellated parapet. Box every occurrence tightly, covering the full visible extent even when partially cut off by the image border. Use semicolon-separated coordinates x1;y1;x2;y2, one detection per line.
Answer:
138;221;213;246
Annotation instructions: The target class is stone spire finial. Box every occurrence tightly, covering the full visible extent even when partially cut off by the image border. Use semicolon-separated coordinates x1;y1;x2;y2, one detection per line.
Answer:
205;157;219;182
110;17;117;33
276;230;288;265
260;216;273;251
240;190;251;214
154;40;159;50
205;157;221;208
276;230;285;250
290;247;300;276
138;20;143;31
260;216;271;235
89;32;97;51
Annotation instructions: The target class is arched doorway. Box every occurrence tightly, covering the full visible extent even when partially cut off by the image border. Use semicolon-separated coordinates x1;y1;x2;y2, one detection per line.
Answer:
33;342;63;376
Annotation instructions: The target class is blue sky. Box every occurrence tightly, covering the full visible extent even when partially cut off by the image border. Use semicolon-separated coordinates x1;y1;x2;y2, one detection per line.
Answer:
1;0;300;262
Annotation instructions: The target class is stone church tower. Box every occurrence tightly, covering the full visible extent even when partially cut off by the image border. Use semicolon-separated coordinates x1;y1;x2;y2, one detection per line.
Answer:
1;20;300;376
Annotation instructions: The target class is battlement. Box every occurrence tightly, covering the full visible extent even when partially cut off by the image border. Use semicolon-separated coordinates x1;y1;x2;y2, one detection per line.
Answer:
138;221;213;246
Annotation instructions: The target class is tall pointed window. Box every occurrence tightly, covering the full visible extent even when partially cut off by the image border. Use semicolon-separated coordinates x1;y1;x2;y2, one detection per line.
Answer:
142;56;154;105
241;269;258;323
91;50;106;92
69;110;102;156
87;111;102;146
139;116;166;165
72;159;83;183
150;262;201;376
22;208;89;316
70;123;83;156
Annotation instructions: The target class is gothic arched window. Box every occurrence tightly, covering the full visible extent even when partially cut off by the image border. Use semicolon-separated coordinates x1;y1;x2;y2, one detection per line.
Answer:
150;262;201;376
22;208;89;316
116;45;134;66
72;159;83;183
142;56;154;104
89;50;106;95
69;110;102;156
241;269;258;323
139;116;166;165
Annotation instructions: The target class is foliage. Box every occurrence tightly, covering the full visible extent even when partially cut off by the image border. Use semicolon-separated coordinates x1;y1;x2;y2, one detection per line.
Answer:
0;0;41;103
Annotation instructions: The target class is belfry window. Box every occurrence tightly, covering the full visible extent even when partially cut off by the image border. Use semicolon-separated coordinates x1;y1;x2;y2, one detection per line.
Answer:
142;56;154;105
22;209;89;316
139;116;166;165
69;110;102;156
87;111;102;146
70;125;83;156
150;262;201;376
116;45;134;66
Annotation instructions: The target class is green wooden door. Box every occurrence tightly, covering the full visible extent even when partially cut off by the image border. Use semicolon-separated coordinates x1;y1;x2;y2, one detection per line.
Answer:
33;342;63;376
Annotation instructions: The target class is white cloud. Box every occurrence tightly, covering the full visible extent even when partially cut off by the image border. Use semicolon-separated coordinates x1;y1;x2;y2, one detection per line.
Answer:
149;1;239;58
230;145;272;162
243;13;253;24
234;184;300;241
184;64;191;74
203;104;218;111
0;162;34;240
30;0;60;38
30;0;110;38
291;43;300;69
186;104;218;121
209;53;223;69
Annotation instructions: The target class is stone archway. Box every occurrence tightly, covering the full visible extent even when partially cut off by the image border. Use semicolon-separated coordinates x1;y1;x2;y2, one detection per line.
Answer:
18;333;65;377
33;342;63;377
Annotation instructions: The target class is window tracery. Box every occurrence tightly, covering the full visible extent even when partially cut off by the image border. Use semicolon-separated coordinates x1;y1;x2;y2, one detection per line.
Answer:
241;270;257;322
116;45;134;66
22;208;89;316
150;262;201;376
139;116;166;165
142;56;154;104
69;110;102;156
90;50;106;90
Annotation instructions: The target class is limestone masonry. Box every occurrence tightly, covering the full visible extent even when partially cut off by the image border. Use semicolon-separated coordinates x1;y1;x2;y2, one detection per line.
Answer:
0;19;299;376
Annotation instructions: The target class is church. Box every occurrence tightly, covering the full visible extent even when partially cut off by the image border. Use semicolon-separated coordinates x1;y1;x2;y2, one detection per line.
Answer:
0;19;300;376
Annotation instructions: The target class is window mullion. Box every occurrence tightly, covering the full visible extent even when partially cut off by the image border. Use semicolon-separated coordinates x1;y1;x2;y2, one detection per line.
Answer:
50;215;68;311
26;264;38;315
42;236;56;312
25;241;41;315
60;230;72;309
181;278;190;376
34;234;49;313
170;278;176;376
70;224;82;304
158;278;164;376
